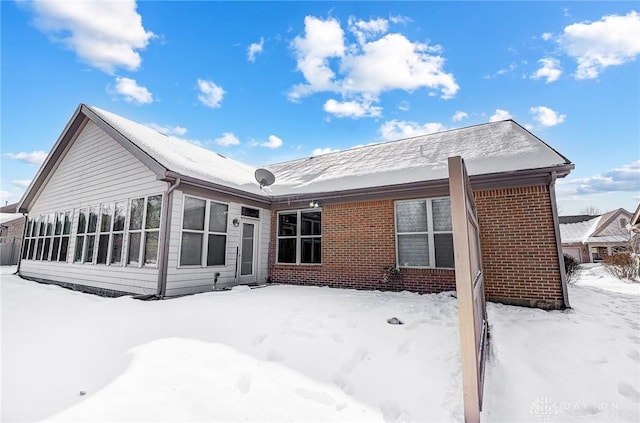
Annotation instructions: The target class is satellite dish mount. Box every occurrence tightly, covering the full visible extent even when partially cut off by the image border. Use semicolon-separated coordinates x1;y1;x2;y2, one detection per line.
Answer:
255;168;276;189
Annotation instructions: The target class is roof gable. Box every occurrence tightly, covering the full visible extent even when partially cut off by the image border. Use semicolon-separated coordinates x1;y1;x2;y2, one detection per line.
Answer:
592;208;632;237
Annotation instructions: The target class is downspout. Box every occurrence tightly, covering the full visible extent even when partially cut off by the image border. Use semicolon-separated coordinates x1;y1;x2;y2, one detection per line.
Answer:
14;213;29;275
549;171;571;308
156;178;181;298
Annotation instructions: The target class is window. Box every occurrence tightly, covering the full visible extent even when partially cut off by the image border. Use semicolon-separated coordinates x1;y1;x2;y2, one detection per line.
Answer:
395;198;454;268
92;201;127;265
277;210;322;264
22;211;71;262
51;211;71;262
179;196;228;266
127;195;163;267
74;207;98;263
620;218;628;228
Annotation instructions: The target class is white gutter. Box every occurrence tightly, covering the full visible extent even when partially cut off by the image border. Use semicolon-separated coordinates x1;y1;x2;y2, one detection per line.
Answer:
156;178;181;298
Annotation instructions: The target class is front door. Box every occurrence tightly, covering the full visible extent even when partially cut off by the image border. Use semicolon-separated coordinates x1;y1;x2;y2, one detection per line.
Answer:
238;220;257;284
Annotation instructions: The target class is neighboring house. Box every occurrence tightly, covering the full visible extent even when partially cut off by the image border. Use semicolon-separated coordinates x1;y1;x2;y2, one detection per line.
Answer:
630;204;640;234
18;104;574;308
0;203;25;265
560;208;633;263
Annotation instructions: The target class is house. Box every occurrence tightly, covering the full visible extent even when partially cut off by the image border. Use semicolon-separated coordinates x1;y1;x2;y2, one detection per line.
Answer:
17;104;574;308
559;208;633;263
630;204;640;234
0;203;25;265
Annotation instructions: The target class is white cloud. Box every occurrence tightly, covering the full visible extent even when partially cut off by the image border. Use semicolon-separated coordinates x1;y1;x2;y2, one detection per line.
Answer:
563;161;640;195
113;77;153;104
558;11;640;79
348;17;388;43
484;63;517;79
529;106;566;127
489;109;513;122
26;0;154;74
323;98;382;118
531;58;562;83
11;180;32;189
197;79;225;108
4;151;47;165
541;32;553;41
397;101;409;111
0;190;17;203
145;123;187;136
289;16;345;101
289;15;458;116
339;33;457;98
311;147;340;156
248;37;264;62
261;135;283;149
389;15;412;25
379;120;446;141
214;132;240;147
452;111;468;122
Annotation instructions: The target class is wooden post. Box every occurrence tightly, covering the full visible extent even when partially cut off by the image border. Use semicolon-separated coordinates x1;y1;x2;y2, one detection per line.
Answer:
448;156;487;423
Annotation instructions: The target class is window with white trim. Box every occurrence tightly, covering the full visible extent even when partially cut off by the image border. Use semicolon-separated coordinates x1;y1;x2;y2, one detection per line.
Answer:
94;201;127;265
277;210;322;264
74;206;98;263
23;212;71;262
127;195;163;267
395;198;454;268
179;196;228;266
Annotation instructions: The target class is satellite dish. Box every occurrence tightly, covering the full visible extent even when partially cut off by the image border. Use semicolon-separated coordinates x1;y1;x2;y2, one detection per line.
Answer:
255;168;275;189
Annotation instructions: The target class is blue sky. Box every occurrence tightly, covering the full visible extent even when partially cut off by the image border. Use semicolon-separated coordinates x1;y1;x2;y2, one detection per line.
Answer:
1;1;638;215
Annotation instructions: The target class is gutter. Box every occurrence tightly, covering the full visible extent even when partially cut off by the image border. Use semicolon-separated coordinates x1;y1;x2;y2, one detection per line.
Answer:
549;171;571;308
156;178;181;298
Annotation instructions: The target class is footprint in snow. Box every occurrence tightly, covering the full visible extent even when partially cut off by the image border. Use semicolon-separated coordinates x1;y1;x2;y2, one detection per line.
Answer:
266;350;285;362
330;332;343;343
625;349;640;363
332;373;354;395
617;381;640;403
341;348;368;374
627;334;640;345
236;373;251;395
396;340;411;356
295;387;335;407
253;334;267;346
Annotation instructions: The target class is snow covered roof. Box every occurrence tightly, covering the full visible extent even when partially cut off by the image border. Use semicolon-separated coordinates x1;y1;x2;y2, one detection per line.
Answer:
560;208;633;244
19;104;574;212
0;213;23;225
87;106;265;196
560;216;601;244
266;120;571;196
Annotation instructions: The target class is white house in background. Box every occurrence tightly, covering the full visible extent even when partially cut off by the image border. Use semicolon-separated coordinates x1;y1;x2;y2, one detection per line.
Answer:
560;208;633;263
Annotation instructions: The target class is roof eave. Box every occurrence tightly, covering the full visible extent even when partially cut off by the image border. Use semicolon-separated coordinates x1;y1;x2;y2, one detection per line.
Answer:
270;164;574;208
164;171;271;206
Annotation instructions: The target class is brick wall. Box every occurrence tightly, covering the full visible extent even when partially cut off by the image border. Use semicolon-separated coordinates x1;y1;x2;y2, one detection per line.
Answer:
269;200;456;293
269;185;565;309
475;185;564;309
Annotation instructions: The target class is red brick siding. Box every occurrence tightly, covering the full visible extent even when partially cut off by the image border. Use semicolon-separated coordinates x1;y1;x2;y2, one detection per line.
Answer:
269;185;565;308
475;186;564;308
269;200;456;293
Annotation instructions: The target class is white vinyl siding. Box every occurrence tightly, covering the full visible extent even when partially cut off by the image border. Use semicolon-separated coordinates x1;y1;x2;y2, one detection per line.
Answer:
20;120;166;295
179;195;229;267
165;190;270;296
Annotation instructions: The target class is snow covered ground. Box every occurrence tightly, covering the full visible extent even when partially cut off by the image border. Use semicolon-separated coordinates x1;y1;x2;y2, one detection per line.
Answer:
1;264;639;422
